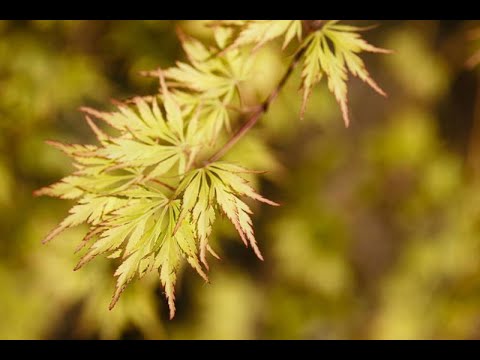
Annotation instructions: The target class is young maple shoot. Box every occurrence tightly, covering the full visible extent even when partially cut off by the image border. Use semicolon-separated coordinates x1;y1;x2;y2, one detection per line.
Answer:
35;20;388;319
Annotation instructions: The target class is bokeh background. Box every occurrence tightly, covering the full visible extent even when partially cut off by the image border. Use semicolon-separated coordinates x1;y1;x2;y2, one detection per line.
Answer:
1;20;480;340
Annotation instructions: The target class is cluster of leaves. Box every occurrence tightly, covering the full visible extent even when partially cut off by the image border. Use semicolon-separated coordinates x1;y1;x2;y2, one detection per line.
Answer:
36;20;387;318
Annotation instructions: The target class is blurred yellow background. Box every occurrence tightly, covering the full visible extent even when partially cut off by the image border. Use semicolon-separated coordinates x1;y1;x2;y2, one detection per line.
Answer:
1;20;480;339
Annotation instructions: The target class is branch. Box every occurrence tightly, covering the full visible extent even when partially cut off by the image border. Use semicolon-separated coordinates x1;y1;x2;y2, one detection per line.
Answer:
207;48;306;164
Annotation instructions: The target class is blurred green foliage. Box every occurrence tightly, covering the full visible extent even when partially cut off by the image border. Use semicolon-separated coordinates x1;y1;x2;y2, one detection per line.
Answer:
1;20;480;339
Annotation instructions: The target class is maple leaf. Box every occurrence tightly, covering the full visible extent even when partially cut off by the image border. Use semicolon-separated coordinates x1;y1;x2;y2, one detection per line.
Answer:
178;162;279;267
300;21;390;127
76;190;207;319
165;32;251;104
83;80;203;178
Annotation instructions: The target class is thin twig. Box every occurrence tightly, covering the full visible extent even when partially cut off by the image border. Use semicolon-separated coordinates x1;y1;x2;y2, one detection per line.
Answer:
207;48;306;164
